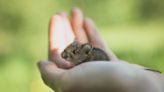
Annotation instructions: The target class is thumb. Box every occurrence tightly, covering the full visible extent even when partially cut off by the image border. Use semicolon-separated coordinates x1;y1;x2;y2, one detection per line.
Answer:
37;60;66;90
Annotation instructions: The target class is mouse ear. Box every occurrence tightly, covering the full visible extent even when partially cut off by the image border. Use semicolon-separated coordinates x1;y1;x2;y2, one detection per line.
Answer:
82;43;92;54
72;39;82;47
71;40;78;46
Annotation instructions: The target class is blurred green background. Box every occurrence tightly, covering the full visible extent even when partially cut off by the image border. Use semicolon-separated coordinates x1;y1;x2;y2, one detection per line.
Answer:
0;0;164;92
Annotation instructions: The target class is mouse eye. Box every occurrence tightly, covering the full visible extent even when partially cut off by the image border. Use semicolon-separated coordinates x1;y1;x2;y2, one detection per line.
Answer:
72;49;78;54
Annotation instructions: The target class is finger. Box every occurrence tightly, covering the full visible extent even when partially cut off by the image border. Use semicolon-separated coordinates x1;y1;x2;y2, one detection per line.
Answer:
58;12;75;46
83;18;105;48
37;60;66;88
48;15;66;54
38;60;65;77
71;8;88;43
83;18;119;61
48;14;75;68
49;14;75;54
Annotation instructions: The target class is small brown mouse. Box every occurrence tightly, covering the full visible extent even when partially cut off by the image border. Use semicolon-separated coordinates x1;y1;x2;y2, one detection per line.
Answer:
61;41;110;65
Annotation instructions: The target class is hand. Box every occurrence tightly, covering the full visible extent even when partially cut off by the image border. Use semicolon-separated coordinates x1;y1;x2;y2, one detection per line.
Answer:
48;8;118;69
38;7;119;91
38;8;156;92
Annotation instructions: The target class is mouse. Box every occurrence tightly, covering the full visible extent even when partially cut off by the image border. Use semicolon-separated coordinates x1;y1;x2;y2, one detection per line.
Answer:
61;41;110;65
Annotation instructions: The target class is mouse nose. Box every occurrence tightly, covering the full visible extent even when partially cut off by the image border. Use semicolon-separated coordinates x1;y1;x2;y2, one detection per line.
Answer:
61;52;68;59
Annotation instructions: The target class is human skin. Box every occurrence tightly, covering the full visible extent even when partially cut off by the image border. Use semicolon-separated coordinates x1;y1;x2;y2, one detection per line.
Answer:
38;8;164;92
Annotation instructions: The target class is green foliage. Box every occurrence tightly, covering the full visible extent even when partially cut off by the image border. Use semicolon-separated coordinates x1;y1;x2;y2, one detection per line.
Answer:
0;0;164;92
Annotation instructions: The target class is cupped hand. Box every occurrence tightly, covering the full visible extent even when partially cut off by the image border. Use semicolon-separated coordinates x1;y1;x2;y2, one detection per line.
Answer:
48;8;118;69
38;8;119;92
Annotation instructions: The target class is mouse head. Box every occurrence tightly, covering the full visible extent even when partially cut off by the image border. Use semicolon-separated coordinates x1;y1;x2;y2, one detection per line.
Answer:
61;41;80;60
61;41;93;64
